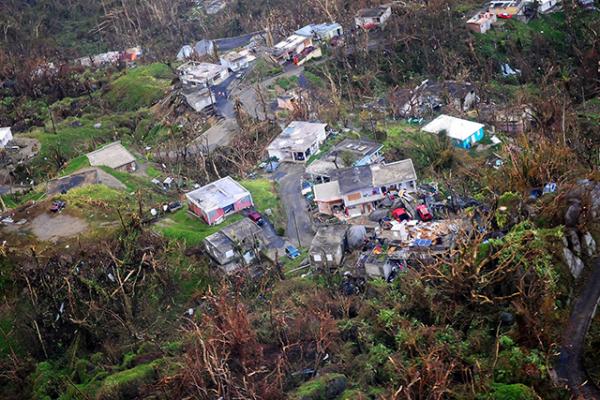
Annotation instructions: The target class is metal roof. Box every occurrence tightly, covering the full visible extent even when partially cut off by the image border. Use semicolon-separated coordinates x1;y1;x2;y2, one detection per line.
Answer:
185;176;250;212
267;121;328;152
422;114;485;141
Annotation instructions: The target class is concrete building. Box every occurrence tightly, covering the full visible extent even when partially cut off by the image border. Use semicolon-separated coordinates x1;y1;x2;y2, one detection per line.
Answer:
466;12;497;34
219;49;257;72
422;115;485;149
185;176;253;225
295;23;343;41
354;6;392;30
204;219;266;273
272;34;319;64
267;121;329;163
313;159;418;217
86;141;137;172
0;127;13;148
309;225;349;269
177;61;230;88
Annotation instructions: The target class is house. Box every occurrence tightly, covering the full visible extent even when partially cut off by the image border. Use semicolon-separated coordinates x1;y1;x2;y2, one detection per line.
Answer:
295;23;343;42
177;61;230;88
182;88;214;112
354;6;392;30
267;121;329;163
185;176;253;225
0;127;13;148
277;92;300;111
309;225;349;269
479;104;534;135
76;51;121;67
422;115;485;149
389;80;479;118
530;0;558;13
466;12;497;34
305;138;384;182
219;49;257;72
203;218;267;273
86;141;137;172
272;34;321;65
313;159;418;217
193;39;216;57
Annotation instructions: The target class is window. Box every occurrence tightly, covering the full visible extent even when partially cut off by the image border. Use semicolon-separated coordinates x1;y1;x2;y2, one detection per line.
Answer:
326;254;333;262
225;250;235;259
347;192;361;201
313;254;322;262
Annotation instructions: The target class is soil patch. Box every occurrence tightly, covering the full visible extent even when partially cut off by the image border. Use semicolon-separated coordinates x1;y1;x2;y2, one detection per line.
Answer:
30;213;89;242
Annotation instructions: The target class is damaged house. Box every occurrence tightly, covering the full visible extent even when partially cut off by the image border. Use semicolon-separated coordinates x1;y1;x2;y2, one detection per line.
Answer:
295;23;343;42
271;35;321;65
466;12;497;34
267;121;330;163
309;225;349;269
177;61;230;88
354;6;392;30
203;218;267;273
313;159;417;218
306;138;384;182
389;80;479;119
219;49;256;72
185;176;253;225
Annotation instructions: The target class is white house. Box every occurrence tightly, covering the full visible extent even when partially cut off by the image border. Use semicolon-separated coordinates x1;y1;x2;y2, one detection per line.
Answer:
272;34;313;64
355;6;392;30
295;23;343;41
466;12;497;34
267;121;329;163
0;127;13;148
177;61;230;88
422;115;485;149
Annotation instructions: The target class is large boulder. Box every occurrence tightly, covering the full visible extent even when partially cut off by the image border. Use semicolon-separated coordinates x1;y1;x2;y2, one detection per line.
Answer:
562;247;585;279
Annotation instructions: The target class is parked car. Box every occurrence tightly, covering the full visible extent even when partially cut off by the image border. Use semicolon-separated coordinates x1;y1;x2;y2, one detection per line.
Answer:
167;201;182;213
498;13;513;18
50;200;66;213
392;208;411;222
248;211;264;226
416;205;433;222
285;245;301;259
301;180;313;196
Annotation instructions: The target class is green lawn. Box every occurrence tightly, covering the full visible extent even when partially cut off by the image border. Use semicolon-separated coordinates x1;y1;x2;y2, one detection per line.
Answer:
104;63;174;112
156;206;243;246
60;154;90;176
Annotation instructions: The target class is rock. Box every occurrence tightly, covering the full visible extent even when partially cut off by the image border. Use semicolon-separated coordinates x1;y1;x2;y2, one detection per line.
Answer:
499;311;515;325
562;247;585;279
567;229;582;256
564;201;581;227
582;232;597;257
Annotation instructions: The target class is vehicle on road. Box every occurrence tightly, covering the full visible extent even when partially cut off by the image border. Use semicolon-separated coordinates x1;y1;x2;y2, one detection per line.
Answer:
248;211;264;226
416;204;433;222
392;208;411;222
285;245;301;259
498;13;513;18
50;200;66;213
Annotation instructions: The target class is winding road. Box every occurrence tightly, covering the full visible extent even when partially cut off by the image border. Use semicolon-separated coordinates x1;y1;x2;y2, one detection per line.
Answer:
557;256;600;399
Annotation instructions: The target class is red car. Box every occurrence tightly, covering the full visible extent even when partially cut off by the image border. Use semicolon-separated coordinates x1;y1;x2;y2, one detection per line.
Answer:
416;205;433;222
498;13;513;19
392;208;411;222
248;211;264;226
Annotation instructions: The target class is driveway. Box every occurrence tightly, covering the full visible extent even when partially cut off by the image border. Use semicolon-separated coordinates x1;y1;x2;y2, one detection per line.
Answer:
275;163;314;247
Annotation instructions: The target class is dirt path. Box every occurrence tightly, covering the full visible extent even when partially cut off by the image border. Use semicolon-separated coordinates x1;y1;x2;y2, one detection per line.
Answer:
556;256;600;399
30;213;89;242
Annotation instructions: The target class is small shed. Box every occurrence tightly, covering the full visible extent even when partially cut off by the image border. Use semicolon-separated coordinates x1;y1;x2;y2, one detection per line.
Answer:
86;141;137;172
309;225;349;269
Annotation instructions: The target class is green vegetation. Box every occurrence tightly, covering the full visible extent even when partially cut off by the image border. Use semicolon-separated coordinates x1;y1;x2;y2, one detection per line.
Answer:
95;359;161;399
103;63;174;112
303;70;324;88
248;58;283;82
59;154;90;176
488;383;537;400
156;205;243;246
291;373;347;400
275;75;299;91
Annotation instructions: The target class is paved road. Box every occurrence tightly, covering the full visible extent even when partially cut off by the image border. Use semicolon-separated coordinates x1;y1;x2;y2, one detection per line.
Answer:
274;163;314;247
556;256;600;399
